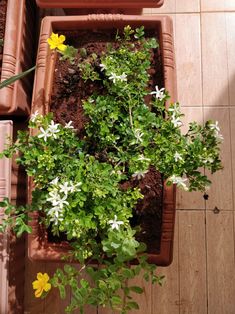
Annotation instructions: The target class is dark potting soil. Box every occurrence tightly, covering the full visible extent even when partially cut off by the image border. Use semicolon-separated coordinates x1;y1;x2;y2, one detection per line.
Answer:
0;0;7;75
49;29;164;254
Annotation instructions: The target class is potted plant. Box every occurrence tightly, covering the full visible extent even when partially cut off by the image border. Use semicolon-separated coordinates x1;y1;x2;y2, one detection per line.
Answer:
0;0;37;116
0;15;222;314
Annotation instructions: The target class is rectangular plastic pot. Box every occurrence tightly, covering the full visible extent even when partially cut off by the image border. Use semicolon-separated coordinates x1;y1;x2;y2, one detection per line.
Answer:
0;0;37;116
36;0;164;9
29;14;177;266
0;120;12;314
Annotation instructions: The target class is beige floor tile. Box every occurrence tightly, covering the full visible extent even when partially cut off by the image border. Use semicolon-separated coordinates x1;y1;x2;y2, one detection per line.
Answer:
204;107;233;210
206;211;235;314
176;0;200;12
201;0;235;11
175;14;202;106
226;13;235;106
176;189;205;210
179;211;207;314
230;108;235;210
152;212;179;314
201;13;229;106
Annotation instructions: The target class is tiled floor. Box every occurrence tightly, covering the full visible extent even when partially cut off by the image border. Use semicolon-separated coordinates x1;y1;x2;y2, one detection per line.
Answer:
24;1;235;313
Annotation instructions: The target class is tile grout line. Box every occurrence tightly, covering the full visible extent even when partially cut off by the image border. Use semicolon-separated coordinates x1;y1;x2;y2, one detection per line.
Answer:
225;12;235;271
177;211;180;314
199;8;209;314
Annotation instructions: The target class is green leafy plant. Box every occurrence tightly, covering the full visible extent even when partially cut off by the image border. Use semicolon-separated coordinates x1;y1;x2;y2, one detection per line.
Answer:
0;26;223;313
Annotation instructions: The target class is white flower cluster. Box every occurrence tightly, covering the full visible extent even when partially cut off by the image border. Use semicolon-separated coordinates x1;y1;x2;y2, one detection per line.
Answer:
209;121;224;141
38;121;60;141
46;178;82;225
37;120;74;142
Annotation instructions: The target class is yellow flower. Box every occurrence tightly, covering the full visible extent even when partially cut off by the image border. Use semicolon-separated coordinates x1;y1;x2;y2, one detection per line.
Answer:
32;272;51;298
47;33;67;52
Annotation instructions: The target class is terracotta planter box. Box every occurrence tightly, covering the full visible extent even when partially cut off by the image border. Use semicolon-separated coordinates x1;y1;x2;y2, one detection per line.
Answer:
29;14;177;266
0;120;27;313
36;0;164;9
0;0;37;116
0;120;12;314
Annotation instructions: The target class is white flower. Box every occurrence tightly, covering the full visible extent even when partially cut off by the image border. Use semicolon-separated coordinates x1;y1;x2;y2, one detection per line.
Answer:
59;181;82;195
134;129;144;143
59;182;71;195
47;206;63;218
168;103;180;115
38;127;51;142
137;155;151;162
119;73;127;81
171;115;182;128
169;175;188;191
99;63;107;72
48;120;60;139
64;121;74;129
209;121;220;133
30;110;40;122
215;132;224;141
47;190;62;206
50;177;59;185
47;191;69;208
108;72;127;84
174;152;183;162
108;215;124;230
132;170;148;180
150;85;165;100
56;196;69;209
69;182;82;193
202;157;214;164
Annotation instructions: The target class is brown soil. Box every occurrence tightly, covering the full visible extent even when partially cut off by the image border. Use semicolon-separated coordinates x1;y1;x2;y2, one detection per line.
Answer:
50;29;164;254
0;0;7;75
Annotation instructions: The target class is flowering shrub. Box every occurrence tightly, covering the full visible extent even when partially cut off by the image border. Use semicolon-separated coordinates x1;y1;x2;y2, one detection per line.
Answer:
0;26;222;313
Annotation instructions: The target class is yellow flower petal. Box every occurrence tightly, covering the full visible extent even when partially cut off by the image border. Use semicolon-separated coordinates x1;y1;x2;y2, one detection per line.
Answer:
32;280;40;289
58;34;66;44
35;288;43;298
44;283;52;292
58;44;67;52
37;272;44;280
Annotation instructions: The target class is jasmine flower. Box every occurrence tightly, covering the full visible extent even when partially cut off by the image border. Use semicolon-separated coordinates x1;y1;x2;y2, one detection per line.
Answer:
169;175;188;191
132;170;148;180
134;129;144;143
38;127;51;142
64;121;74;129
168;103;180;115
174;152;183;162
109;72;127;84
137;154;151;162
108;215;124;230
171;114;182;128
30;110;40;122
50;177;59;185
150;85;165;100
48;120;60;138
99;63;107;72
209;121;220;133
